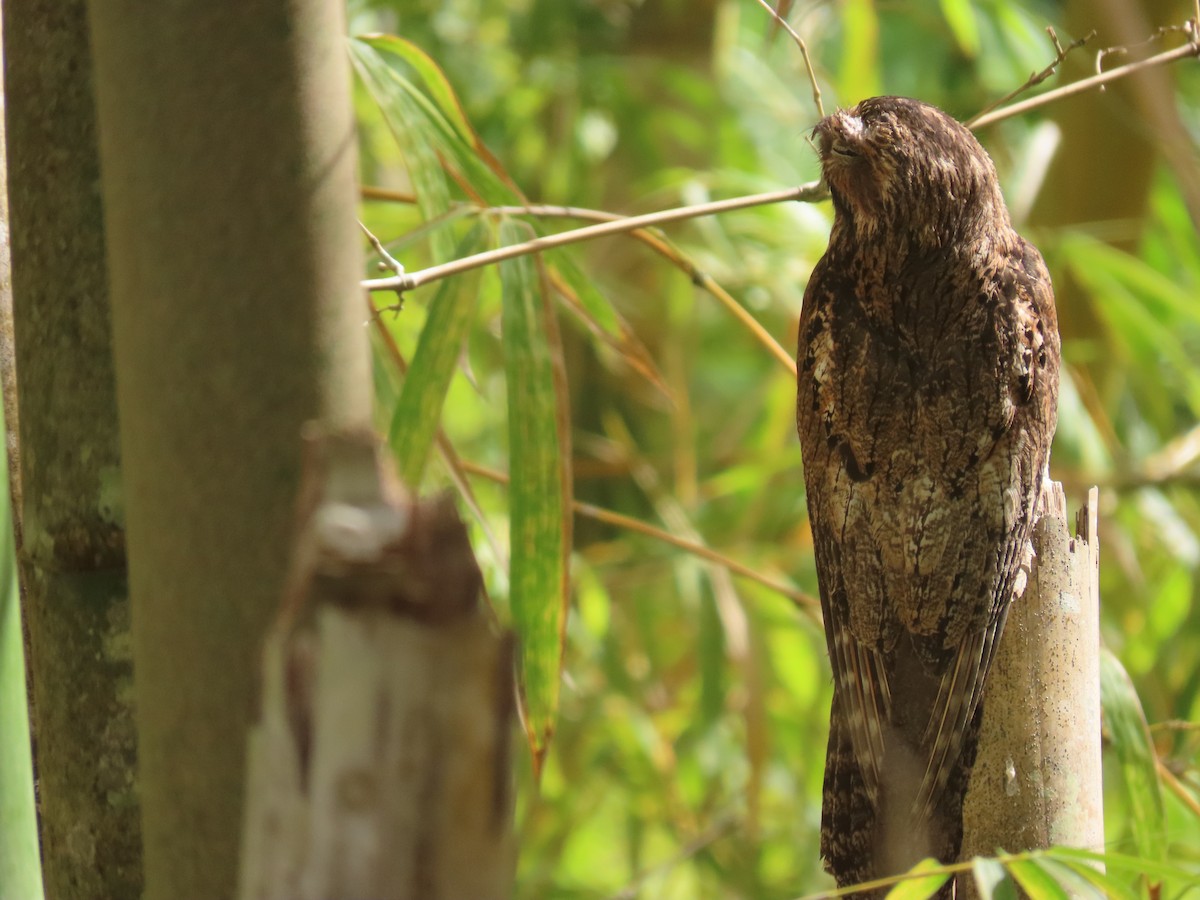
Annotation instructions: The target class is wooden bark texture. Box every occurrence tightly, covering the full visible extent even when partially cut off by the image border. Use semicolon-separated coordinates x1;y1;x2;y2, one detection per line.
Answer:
239;432;514;900
962;484;1103;873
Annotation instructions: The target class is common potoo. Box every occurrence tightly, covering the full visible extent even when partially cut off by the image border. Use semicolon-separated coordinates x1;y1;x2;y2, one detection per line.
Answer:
796;97;1060;893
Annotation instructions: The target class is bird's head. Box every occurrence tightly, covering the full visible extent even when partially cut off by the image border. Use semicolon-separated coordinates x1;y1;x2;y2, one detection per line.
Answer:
813;96;1008;246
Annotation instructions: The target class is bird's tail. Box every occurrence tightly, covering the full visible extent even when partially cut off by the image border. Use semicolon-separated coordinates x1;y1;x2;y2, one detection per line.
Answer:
822;696;985;897
820;695;877;893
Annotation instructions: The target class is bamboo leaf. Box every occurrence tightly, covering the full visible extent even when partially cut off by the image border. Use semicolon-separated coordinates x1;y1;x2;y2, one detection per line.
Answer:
1049;847;1198;888
1054;858;1139;900
351;38;521;208
355;34;520;193
1005;857;1069;900
971;856;1015;900
390;223;489;486
350;40;457;263
500;219;570;772
1099;648;1167;864
1035;859;1108;899
1063;233;1200;415
884;858;950;899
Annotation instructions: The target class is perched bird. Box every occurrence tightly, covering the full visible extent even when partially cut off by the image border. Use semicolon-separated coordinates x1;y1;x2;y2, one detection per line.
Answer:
796;97;1060;893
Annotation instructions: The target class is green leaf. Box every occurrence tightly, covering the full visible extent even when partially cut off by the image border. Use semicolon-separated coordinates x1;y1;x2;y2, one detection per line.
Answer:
389;223;489;487
1006;857;1069;900
1052;857;1139;900
351;39;457;264
1049;847;1199;888
971;856;1014;900
500;219;570;771
885;858;951;899
351;37;522;209
1034;859;1108;899
1062;233;1200;415
939;0;980;56
1099;648;1167;863
355;34;478;147
356;34;521;195
0;411;42;897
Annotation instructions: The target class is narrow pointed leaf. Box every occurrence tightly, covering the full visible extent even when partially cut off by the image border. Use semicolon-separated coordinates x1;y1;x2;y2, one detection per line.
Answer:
1035;859;1107;899
355;34;520;193
390;223;488;486
1006;858;1068;900
1053;859;1138;900
1050;847;1197;889
351;38;521;208
1099;648;1167;862
500;219;569;771
350;40;456;263
885;858;950;899
971;856;1014;900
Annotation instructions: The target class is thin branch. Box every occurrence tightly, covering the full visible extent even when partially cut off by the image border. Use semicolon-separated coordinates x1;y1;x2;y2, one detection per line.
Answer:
966;27;1095;127
362;182;827;294
456;457;822;617
359;197;795;375
754;0;824;119
358;219;405;276
482;203;797;376
1158;759;1200;819
1095;21;1193;80
359;14;1199;301
971;34;1200;129
361;185;417;204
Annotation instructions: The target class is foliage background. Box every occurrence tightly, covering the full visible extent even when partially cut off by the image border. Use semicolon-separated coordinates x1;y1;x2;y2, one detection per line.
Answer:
349;0;1200;896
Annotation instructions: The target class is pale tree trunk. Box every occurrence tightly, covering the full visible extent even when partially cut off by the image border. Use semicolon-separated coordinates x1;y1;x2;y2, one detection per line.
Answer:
1;1;140;896
85;0;371;896
963;485;1104;875
238;433;516;900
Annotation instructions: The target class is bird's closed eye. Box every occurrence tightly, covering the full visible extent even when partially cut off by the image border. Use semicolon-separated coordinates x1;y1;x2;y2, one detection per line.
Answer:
831;142;859;158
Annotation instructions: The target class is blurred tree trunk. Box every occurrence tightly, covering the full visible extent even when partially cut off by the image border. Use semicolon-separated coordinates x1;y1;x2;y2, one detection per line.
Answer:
1;2;140;897
238;443;516;900
85;0;371;896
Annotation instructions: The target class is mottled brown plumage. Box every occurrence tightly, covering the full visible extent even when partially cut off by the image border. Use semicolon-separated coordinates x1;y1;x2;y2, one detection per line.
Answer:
796;97;1060;893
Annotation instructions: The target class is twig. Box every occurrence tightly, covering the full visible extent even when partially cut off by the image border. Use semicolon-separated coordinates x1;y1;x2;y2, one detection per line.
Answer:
359;219;407;310
971;33;1200;129
362;182;826;294
361;185;417;204
1158;759;1200;818
360;193;798;374
753;0;824;119
361;19;1198;298
481;204;797;376
358;219;405;277
966;27;1095;127
1095;21;1192;82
